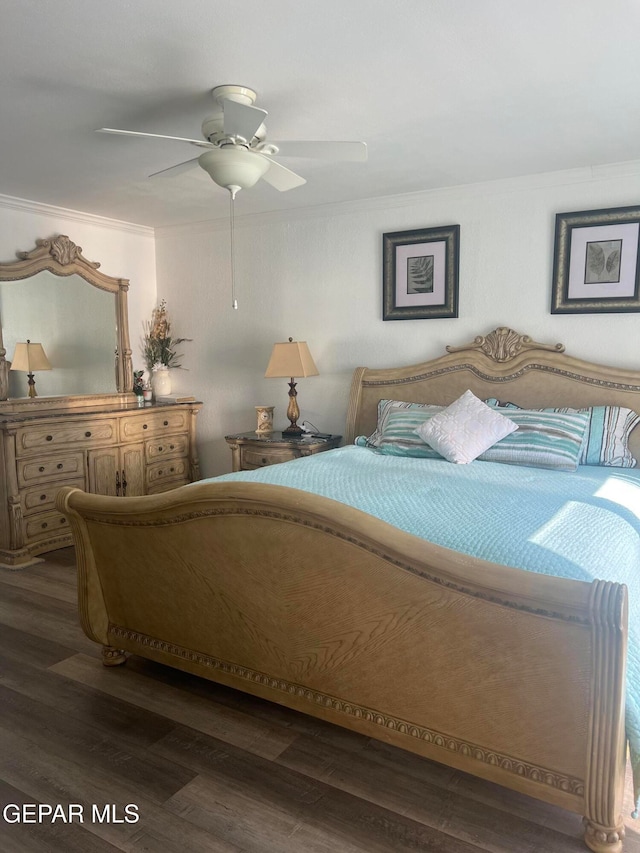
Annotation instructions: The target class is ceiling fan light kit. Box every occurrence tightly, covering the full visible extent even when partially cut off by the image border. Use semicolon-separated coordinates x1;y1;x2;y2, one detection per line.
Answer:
198;147;269;198
97;83;367;198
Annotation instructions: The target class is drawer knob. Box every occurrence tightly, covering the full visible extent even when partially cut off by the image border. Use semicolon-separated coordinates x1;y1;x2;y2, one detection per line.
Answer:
85;431;92;438
41;522;48;529
262;457;268;464
170;444;175;450
170;467;175;473
60;517;66;524
163;420;169;426
40;494;46;501
158;445;163;452
57;463;63;470
46;435;53;441
143;424;148;430
158;470;163;475
39;466;45;472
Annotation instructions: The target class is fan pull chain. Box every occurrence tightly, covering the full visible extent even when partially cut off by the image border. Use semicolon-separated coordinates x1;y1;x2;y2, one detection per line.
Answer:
229;190;238;310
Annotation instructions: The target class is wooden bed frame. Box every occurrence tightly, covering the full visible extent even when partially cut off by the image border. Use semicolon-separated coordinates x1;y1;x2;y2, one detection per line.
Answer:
57;327;640;853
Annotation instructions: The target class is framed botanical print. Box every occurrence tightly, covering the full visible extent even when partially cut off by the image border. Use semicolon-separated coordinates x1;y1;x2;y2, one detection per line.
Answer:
551;205;640;314
382;224;460;320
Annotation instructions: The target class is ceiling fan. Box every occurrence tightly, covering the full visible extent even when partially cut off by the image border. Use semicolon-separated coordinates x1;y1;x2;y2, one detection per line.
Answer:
99;85;367;309
98;84;368;199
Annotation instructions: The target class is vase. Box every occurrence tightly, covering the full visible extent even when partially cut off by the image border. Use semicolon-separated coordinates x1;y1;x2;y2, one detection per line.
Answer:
151;367;171;397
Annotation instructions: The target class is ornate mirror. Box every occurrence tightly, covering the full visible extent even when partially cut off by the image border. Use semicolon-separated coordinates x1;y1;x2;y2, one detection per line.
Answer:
0;235;133;407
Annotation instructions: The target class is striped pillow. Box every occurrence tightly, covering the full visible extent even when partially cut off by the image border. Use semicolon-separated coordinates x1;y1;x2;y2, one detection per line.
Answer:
477;409;590;471
486;399;639;468
355;399;442;451
376;408;443;458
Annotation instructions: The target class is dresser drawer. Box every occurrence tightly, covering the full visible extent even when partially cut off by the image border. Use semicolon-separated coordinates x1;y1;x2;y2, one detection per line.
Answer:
18;451;85;486
0;400;201;565
25;509;71;543
22;477;85;515
147;477;190;495
242;447;300;469
121;410;189;441
147;457;188;485
16;419;117;455
146;434;189;461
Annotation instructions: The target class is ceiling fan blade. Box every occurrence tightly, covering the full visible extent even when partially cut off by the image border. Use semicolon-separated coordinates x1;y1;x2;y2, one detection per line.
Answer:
260;156;307;192
149;156;201;179
97;128;213;148
222;99;267;142
267;140;368;161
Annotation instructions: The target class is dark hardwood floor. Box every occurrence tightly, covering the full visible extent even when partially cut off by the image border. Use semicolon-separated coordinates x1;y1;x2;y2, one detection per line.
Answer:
1;547;640;853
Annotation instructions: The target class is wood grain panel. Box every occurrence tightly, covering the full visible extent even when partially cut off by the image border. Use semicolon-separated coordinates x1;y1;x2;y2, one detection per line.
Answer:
16;419;117;453
2;548;640;853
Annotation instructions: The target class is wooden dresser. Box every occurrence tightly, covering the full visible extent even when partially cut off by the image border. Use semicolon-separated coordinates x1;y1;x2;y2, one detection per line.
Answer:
0;399;202;567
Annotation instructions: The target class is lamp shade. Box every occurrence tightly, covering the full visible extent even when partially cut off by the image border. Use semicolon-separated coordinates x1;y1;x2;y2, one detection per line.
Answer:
265;339;319;379
10;341;52;372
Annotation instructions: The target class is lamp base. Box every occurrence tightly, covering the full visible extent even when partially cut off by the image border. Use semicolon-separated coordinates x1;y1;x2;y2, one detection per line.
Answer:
282;378;304;437
281;425;304;437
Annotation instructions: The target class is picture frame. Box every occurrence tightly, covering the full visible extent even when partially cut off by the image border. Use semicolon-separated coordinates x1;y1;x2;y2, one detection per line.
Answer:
551;205;640;314
383;224;460;320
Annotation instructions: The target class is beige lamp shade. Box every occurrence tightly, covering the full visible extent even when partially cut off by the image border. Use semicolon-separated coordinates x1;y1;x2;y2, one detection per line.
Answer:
265;338;318;437
10;340;52;373
10;340;52;398
264;338;319;379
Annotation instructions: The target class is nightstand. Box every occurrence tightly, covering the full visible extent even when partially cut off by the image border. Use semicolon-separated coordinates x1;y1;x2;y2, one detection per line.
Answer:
225;431;342;472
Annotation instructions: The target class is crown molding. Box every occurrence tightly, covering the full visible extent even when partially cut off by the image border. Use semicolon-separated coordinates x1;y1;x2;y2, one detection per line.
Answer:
5;156;640;242
155;158;640;239
0;193;154;237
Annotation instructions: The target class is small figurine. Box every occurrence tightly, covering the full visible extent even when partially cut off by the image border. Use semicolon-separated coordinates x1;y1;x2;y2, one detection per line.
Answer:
133;370;145;397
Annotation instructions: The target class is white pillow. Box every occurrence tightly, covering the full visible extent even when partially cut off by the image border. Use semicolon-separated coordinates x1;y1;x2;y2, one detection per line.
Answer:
416;390;518;464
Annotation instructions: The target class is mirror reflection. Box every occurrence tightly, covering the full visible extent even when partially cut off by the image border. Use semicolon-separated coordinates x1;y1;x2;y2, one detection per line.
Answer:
1;272;117;398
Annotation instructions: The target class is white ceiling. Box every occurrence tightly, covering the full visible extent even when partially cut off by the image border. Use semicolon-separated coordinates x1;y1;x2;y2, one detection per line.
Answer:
2;0;639;228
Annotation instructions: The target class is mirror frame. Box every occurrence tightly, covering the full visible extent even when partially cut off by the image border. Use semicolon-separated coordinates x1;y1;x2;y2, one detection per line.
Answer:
0;234;133;408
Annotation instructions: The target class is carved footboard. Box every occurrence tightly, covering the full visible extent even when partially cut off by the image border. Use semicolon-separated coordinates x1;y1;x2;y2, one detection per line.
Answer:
57;480;628;852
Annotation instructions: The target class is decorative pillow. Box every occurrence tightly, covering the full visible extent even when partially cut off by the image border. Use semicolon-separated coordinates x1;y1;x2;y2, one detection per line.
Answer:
485;398;639;468
478;408;590;471
355;399;442;449
376;408;443;458
415;390;518;464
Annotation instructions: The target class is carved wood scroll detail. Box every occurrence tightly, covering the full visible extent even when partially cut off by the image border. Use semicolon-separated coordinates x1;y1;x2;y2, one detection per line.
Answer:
109;623;585;799
446;327;565;362
17;235;100;271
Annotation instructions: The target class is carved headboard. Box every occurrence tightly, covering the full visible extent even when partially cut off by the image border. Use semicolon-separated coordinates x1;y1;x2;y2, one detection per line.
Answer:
346;327;640;460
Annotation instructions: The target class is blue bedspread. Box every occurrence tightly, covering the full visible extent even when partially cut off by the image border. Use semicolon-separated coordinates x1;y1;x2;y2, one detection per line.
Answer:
212;445;640;809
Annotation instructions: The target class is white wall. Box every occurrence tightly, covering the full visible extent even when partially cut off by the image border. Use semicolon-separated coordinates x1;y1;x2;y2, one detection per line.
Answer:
3;162;638;482
156;160;640;478
0;194;156;397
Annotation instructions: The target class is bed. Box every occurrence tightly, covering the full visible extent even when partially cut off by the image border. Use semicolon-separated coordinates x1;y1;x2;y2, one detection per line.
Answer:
57;327;640;853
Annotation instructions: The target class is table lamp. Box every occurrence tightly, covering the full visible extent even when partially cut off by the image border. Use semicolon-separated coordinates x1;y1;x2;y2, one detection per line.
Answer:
265;337;319;436
10;339;52;397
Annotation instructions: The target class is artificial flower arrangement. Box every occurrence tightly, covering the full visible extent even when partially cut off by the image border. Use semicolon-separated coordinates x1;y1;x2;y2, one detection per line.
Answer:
141;299;191;374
